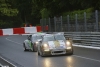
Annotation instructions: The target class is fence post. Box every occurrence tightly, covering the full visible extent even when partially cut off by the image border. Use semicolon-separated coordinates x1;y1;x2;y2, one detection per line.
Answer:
44;18;47;32
67;15;70;32
61;16;63;31
42;19;45;32
75;14;78;32
48;18;51;32
54;17;56;32
95;10;98;32
40;19;42;31
40;19;43;32
84;12;87;32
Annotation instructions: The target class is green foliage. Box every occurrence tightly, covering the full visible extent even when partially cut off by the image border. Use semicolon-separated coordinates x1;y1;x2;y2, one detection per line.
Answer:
36;24;40;26
0;20;13;28
0;0;18;16
40;8;50;19
0;8;18;16
0;0;100;28
62;8;94;20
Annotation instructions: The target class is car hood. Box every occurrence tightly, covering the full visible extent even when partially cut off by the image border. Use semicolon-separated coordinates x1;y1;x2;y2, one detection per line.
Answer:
47;40;66;49
33;39;42;42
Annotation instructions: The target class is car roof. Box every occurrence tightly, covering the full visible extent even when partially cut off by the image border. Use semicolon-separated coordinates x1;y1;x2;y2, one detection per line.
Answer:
54;32;64;35
31;33;46;36
43;34;54;37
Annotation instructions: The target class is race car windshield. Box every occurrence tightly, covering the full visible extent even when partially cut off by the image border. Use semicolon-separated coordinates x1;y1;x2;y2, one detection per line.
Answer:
32;36;42;40
43;36;55;41
54;35;66;40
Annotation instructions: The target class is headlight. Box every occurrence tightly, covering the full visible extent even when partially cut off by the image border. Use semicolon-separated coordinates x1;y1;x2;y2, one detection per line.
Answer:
66;41;72;49
66;41;71;46
43;44;50;51
43;44;48;48
36;41;38;44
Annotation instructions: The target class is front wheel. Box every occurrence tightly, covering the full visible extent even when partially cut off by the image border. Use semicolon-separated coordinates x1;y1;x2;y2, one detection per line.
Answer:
38;51;40;55
69;51;73;55
23;43;27;51
39;47;46;57
40;51;45;57
33;43;37;52
65;49;73;55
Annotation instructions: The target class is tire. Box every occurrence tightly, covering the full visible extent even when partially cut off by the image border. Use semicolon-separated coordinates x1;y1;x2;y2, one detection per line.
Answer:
38;46;40;56
68;46;73;55
69;47;73;55
38;51;40;55
33;43;37;52
31;43;35;52
40;48;45;57
69;51;73;55
31;45;34;52
40;51;45;57
66;50;73;55
23;43;27;51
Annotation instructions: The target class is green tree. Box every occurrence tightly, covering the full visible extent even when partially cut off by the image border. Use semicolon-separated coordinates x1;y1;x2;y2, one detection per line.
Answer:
0;0;18;16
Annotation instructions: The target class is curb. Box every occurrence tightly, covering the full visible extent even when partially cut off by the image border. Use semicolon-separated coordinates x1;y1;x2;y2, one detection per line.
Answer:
0;56;17;67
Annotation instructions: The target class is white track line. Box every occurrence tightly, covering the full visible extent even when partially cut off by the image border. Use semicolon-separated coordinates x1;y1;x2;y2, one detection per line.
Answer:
73;44;100;50
5;37;100;64
0;63;3;67
6;38;22;45
0;56;17;67
73;55;100;62
1;37;22;67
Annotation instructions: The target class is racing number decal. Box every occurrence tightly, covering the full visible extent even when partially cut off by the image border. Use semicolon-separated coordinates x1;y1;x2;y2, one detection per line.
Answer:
54;41;60;47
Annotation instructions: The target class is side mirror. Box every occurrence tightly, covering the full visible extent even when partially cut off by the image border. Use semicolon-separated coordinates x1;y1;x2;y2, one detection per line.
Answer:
39;40;42;43
27;37;31;40
39;41;42;43
38;39;41;41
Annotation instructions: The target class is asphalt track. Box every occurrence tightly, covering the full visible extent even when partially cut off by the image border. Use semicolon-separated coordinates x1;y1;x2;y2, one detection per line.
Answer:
0;35;100;67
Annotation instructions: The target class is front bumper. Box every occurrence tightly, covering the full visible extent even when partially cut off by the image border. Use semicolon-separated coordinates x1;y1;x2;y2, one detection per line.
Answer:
42;49;73;56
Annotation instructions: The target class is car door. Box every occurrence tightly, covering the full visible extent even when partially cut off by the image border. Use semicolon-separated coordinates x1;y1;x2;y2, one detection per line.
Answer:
38;38;43;52
27;35;33;49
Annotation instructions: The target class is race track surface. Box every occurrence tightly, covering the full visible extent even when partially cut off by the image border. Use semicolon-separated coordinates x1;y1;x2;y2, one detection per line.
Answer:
0;35;100;67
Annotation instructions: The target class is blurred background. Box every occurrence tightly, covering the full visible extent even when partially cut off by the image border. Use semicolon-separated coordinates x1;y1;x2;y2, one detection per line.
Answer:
0;0;100;31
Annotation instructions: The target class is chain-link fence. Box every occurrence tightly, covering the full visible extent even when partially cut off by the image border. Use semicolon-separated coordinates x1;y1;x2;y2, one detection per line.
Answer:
40;10;100;32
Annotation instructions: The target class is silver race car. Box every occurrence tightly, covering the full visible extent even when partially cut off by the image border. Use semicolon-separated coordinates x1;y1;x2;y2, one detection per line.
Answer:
54;33;73;54
23;33;45;52
37;33;73;57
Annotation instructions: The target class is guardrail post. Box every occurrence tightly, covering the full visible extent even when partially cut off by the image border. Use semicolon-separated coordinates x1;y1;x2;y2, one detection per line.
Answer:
40;19;43;32
84;12;87;32
48;18;51;32
95;10;98;32
54;17;56;32
67;15;70;32
61;16;63;31
75;14;78;32
44;18;46;32
43;19;45;32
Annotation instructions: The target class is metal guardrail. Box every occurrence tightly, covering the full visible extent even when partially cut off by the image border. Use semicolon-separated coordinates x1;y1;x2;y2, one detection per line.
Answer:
43;32;100;47
64;32;100;47
40;10;100;32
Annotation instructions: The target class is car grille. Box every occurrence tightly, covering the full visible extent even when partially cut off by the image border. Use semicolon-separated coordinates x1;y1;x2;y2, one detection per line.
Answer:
51;50;66;55
53;51;63;53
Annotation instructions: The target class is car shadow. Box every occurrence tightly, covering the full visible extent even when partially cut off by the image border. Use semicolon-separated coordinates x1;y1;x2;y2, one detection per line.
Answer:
40;54;74;58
